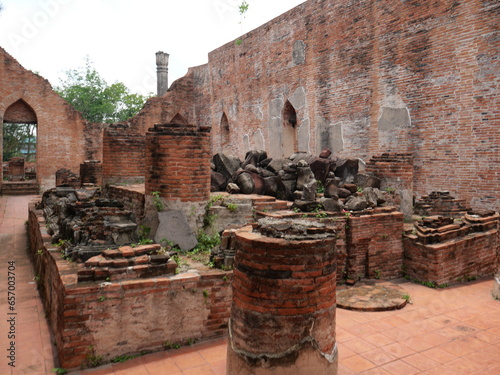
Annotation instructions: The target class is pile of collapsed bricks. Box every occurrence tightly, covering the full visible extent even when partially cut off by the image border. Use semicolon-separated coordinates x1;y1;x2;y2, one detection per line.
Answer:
77;244;176;282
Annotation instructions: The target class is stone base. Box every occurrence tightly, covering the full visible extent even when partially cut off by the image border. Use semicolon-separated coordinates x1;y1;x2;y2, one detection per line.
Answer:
493;276;500;300
226;344;338;375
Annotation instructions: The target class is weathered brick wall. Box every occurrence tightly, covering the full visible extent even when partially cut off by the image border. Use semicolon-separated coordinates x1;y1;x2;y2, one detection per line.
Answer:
102;125;145;185
28;201;232;370
403;228;498;286
0;47;89;191
106;184;146;221
129;0;498;213
145;124;211;202
346;209;404;280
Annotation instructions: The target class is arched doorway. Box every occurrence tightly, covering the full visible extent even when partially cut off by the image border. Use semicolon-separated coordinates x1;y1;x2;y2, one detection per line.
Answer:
2;99;38;187
220;112;230;152
282;100;297;158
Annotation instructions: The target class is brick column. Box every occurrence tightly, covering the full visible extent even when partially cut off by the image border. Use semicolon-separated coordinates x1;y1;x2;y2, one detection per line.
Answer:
227;219;338;375
145;124;211;202
80;160;103;186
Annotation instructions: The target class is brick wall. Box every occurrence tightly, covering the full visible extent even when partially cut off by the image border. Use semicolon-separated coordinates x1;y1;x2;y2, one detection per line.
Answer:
28;201;232;370
126;0;499;213
106;184;146;221
145;124;211;202
102;125;145;185
345;209;404;280
0;47;88;191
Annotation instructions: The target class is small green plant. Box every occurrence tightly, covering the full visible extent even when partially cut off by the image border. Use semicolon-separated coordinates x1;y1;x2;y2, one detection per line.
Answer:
111;354;139;363
316;180;325;194
151;191;164;211
203;290;209;298
226;202;238;212
34;275;40;283
374;270;381;279
98;296;106;302
465;275;477;282
163;341;181;350
51;368;68;374
381;234;388;239
293;207;300;213
402;294;411;302
37;249;44;255
316;211;328;218
385;186;395;193
186;338;197;346
84;345;103;368
302;214;308;218
357;187;363;192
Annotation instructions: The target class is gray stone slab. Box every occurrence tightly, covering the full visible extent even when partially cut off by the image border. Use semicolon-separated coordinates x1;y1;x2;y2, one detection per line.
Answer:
155;210;198;251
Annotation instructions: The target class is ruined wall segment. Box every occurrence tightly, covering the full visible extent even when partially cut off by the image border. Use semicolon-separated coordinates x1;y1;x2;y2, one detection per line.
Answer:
0;47;88;191
192;0;498;212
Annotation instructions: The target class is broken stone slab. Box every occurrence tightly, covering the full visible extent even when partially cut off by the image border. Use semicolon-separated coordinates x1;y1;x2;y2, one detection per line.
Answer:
226;183;241;194
212;153;242;181
309;157;336;183
234;171;255;194
291;200;323;213
211;170;228;192
363;187;386;207
354;173;382;189
319;197;343;212
335;159;359;183
345;195;369;211
241;150;268;169
154;210;198;251
263;176;279;197
302;179;317;201
337;188;352;199
266;158;286;174
319;148;332;159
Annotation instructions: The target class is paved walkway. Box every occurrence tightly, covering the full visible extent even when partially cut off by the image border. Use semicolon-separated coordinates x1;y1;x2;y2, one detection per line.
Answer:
1;195;500;374
0;195;58;375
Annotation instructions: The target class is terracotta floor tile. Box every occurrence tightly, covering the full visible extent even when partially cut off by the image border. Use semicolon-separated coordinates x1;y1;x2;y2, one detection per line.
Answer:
440;335;489;357
143;357;182;374
336;327;357;343
182;364;216;375
381;359;420;375
78;364;115;374
420;364;461;375
446;357;487;374
342;338;377;354
341;354;377;373
380;342;416;359
475;330;500;344
337;363;358;375
402;352;440;371
172;352;208;370
421;346;458;364
400;331;450;353
359;367;392;375
199;345;227;363
465;349;500;370
210;359;226;375
361;347;397;366
338;346;357;360
363;332;396;348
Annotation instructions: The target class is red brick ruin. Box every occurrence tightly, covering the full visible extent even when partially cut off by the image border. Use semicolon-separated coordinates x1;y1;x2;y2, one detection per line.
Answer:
1;0;499;372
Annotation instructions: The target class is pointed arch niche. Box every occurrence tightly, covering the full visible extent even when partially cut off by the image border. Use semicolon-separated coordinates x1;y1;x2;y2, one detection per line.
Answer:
2;99;38;179
282;100;297;158
220;112;230;152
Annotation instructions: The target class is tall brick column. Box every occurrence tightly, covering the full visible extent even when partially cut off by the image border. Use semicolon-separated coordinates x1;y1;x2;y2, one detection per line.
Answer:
145;124;211;202
227;219;338;375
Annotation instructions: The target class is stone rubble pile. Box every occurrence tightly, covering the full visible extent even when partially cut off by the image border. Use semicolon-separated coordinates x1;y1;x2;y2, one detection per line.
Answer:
40;185;138;262
211;149;388;212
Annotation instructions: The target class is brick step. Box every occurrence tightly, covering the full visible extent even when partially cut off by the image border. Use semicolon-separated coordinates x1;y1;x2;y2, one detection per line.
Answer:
2;181;39;195
254;200;290;212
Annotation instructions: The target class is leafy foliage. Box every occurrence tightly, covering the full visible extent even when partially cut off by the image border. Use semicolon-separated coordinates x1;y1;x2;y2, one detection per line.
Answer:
56;57;149;123
3;123;36;161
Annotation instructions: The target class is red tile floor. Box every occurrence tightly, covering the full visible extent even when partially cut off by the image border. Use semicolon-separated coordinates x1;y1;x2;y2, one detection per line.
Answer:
1;195;499;374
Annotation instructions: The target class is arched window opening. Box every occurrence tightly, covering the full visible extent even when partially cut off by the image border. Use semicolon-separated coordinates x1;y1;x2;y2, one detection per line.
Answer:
2;99;38;181
282;100;297;158
220;113;230;151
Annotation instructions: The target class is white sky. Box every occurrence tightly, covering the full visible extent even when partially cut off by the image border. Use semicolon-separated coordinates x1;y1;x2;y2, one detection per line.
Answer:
0;0;305;95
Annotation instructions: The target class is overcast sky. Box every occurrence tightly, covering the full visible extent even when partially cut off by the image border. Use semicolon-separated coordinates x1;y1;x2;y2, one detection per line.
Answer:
0;0;305;95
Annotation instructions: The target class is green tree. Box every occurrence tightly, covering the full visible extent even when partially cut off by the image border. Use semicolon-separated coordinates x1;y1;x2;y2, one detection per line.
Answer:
3;123;36;162
56;57;149;123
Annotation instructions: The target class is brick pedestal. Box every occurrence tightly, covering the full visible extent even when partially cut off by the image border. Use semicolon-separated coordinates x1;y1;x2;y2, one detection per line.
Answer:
145;124;211;202
8;157;25;180
227;219;338;375
80;160;103;186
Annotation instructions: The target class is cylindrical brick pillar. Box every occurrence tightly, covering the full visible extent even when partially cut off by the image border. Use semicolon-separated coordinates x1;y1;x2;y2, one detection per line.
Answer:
80;160;103;186
227;218;338;375
145;124;211;202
